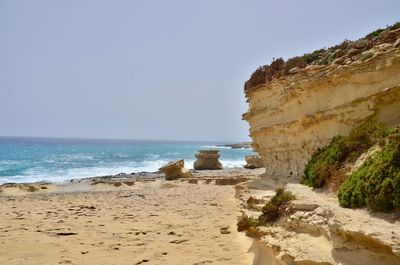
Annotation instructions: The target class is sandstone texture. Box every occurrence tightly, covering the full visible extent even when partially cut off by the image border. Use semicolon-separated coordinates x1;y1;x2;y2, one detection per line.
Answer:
244;155;264;169
194;150;223;170
237;179;400;265
243;28;400;179
159;159;192;180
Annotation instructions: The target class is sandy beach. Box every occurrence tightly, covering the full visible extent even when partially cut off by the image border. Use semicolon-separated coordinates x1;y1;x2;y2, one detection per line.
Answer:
0;169;262;265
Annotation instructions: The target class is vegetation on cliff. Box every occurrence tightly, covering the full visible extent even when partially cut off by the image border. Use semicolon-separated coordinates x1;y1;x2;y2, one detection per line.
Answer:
302;121;393;188
237;188;295;231
302;120;400;212
244;22;400;91
338;137;400;211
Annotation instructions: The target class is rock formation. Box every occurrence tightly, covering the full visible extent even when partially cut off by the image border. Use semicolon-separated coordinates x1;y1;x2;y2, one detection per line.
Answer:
244;155;264;169
243;26;400;179
193;150;223;170
217;142;252;149
159;160;192;180
237;182;400;265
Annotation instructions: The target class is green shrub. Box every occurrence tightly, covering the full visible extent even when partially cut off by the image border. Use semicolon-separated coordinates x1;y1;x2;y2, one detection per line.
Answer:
338;139;400;212
259;202;280;222
244;22;400;92
303;48;326;64
302;136;345;187
302;121;393;188
237;189;295;231
391;22;400;30
302;119;400;212
260;188;295;222
237;216;260;232
270;188;296;206
365;28;384;39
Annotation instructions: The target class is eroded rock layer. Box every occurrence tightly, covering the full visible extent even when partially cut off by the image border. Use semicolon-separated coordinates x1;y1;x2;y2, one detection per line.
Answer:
237;182;400;265
243;31;400;179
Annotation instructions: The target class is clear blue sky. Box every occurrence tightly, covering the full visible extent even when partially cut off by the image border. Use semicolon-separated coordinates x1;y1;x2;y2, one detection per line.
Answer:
0;0;399;141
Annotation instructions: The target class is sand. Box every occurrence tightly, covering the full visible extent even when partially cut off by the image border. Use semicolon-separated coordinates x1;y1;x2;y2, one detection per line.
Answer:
0;169;261;265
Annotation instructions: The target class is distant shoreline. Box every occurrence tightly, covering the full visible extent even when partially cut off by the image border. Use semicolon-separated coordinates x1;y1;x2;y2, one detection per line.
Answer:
0;135;248;144
0;139;254;184
217;142;252;149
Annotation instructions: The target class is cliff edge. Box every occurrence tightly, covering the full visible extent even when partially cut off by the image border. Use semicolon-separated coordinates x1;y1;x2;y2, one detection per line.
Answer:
243;24;400;179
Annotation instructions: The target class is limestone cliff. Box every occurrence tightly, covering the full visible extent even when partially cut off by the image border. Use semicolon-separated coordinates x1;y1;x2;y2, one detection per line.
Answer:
243;26;400;179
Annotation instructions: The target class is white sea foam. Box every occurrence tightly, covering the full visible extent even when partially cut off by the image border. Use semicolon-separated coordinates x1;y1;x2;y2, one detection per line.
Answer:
164;152;180;155
185;159;195;169
113;153;130;158
0;160;19;166
0;160;169;184
201;145;232;149
221;159;246;168
62;154;96;161
0;159;246;184
185;159;245;169
0;160;19;172
146;154;161;159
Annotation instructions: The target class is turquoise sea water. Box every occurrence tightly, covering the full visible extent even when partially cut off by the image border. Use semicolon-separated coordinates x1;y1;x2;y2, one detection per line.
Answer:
0;137;254;184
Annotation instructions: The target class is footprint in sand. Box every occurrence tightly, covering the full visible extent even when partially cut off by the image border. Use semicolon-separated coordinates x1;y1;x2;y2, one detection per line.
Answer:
59;260;73;264
135;259;149;264
169;239;189;244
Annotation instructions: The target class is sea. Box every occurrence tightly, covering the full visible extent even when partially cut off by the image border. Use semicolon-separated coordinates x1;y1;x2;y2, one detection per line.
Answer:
0;137;254;184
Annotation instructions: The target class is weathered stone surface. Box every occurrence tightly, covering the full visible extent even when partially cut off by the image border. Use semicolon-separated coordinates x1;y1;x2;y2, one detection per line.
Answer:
394;37;400;48
291;201;319;211
214;177;248;185
243;29;400;179
237;181;400;265
159;160;192;180
193;150;223;170
244;155;264;169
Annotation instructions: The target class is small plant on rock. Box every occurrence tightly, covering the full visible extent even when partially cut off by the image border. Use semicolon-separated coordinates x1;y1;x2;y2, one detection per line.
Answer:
237;189;295;232
260;188;295;222
237;215;260;232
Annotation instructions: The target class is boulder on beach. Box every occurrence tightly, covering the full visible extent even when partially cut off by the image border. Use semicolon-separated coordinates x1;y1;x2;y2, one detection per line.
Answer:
159;160;192;180
244;155;264;169
193;150;223;170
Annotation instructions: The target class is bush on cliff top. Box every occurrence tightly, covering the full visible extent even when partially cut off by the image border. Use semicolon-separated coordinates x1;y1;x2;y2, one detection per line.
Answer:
338;138;400;212
237;188;295;231
302;121;393;188
244;22;400;91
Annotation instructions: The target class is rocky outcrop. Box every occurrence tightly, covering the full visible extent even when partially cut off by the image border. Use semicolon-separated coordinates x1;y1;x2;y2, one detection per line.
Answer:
193;150;223;170
238;181;400;265
217;142;252;149
243;27;400;179
180;168;263;185
244;155;264;169
159;160;192;180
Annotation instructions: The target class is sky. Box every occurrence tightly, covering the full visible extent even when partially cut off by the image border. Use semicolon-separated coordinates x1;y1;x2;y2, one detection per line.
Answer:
0;0;399;142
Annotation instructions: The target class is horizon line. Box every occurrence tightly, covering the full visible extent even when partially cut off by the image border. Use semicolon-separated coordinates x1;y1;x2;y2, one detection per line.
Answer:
0;135;249;144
